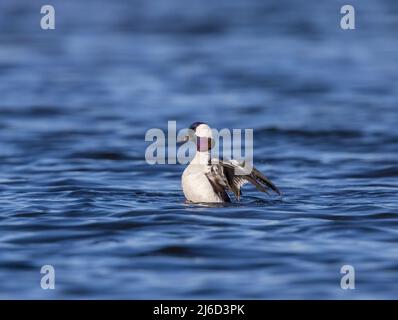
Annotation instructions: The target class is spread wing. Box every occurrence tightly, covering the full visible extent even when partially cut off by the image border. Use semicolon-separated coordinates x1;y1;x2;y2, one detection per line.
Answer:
206;159;280;201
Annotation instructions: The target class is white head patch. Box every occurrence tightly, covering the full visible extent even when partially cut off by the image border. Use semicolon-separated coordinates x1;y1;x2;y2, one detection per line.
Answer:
195;123;213;138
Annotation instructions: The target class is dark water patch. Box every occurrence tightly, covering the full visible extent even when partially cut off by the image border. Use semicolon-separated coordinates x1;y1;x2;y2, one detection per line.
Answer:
344;166;398;179
365;212;398;219
0;261;36;271
256;127;363;139
5;231;104;245
67;150;132;161
0;105;67;117
74;219;152;231
142;245;199;258
118;19;228;36
278;81;332;96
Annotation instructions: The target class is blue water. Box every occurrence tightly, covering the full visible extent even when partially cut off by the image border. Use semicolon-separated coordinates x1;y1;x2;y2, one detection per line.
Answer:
0;0;397;299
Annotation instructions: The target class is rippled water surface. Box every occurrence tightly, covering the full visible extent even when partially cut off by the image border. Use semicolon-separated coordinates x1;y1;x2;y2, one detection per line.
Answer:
0;0;398;299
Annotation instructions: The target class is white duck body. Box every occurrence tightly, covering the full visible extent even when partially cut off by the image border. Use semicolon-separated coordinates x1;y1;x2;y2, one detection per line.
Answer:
180;122;280;203
182;151;223;203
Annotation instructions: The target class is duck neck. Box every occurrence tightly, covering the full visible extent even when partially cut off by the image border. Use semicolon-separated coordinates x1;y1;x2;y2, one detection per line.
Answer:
191;150;211;166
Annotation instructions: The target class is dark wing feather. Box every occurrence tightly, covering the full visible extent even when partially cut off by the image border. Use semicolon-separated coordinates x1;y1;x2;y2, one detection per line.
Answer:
207;159;280;200
249;167;281;195
205;164;231;202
